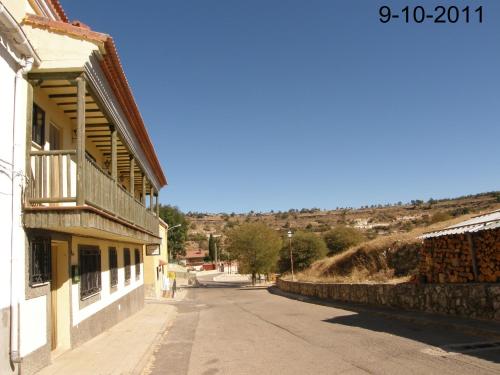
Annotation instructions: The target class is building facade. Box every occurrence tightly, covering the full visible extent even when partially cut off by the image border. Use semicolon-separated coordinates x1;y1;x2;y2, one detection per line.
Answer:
143;219;169;299
1;1;167;374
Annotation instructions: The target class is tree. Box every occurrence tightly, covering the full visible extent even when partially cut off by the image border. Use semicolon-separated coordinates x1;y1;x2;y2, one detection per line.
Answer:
279;231;327;273
159;205;189;260
226;223;281;284
323;225;365;256
208;234;216;261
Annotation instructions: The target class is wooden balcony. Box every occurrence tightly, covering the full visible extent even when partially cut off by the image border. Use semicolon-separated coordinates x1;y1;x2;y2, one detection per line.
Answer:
23;72;163;244
25;151;159;242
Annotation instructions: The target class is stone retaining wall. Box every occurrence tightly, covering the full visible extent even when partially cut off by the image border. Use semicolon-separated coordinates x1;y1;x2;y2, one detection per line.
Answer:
277;279;500;321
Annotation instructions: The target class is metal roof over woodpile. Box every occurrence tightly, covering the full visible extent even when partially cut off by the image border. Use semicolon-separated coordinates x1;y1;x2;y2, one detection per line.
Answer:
421;210;500;239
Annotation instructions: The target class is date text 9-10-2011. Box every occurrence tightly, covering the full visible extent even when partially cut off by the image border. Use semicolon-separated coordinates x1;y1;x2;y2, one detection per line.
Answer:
379;5;483;24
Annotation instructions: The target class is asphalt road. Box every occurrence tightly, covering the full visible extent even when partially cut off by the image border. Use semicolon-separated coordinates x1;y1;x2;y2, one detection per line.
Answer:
146;274;500;375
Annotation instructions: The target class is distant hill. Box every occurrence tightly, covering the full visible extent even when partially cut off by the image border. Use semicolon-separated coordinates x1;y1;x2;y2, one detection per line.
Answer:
186;191;500;239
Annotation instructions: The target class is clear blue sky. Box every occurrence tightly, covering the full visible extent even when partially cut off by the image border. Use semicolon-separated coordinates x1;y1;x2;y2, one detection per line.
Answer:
60;0;500;213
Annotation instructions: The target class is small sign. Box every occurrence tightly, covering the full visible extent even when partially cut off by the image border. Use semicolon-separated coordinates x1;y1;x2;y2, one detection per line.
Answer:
146;244;160;256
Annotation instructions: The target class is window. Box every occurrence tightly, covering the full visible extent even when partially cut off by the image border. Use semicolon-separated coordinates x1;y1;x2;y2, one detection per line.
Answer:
79;246;101;299
124;248;131;282
49;123;61;150
109;247;118;287
29;237;51;285
32;104;45;147
135;249;141;279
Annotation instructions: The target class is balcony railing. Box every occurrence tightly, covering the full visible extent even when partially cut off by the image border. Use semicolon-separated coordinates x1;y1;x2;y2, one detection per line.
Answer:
27;151;158;235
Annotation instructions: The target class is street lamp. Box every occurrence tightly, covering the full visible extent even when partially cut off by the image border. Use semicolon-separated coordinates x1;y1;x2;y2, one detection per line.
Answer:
287;230;294;281
168;224;181;231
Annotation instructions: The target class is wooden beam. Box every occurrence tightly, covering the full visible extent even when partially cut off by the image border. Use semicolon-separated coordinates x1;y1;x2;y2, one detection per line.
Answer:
49;93;91;99
64;108;101;114
76;76;86;206
28;71;84;81
40;84;73;89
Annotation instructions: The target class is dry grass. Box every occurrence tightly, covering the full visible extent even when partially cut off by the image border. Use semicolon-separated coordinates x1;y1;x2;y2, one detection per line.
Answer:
284;214;478;284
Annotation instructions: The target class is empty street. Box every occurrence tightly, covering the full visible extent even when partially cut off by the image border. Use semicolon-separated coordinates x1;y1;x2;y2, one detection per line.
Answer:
145;275;500;375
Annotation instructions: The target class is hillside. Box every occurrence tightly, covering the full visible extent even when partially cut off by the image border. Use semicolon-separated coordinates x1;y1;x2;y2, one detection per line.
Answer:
186;191;500;238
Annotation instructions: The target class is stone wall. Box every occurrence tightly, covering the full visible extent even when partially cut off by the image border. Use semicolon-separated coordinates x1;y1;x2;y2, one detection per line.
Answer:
420;228;500;283
276;279;500;321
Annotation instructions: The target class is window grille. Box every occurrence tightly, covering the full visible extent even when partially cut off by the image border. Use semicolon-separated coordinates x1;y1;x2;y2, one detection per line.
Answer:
80;246;101;299
124;248;131;282
135;249;141;279
32;104;45;147
30;237;51;285
109;247;118;287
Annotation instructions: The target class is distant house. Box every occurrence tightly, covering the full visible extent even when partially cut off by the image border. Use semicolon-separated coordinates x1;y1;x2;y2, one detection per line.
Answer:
181;242;209;268
420;210;500;283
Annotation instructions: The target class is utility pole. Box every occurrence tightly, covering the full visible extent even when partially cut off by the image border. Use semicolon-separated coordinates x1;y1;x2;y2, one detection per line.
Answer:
288;230;294;281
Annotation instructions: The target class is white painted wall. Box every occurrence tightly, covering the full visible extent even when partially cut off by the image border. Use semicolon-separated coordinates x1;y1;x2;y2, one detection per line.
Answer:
71;238;144;326
19;296;47;356
0;26;29;310
0;21;47;357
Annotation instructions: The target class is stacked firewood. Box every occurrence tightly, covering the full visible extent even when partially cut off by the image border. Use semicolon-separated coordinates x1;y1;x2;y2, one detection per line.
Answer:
419;228;500;283
475;228;500;282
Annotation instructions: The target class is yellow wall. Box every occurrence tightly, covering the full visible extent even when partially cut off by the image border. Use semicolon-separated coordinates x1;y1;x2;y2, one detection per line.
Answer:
143;222;168;298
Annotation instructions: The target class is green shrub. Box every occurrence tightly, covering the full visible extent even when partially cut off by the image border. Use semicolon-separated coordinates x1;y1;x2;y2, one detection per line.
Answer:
279;231;327;273
323;225;365;255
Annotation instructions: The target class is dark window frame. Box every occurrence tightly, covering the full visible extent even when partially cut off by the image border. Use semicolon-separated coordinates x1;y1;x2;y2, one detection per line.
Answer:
134;249;141;279
32;103;45;147
79;246;101;300
124;248;131;283
109;247;118;288
29;237;51;286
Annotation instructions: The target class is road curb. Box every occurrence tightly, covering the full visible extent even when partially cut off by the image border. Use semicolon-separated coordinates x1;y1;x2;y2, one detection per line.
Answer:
268;286;500;340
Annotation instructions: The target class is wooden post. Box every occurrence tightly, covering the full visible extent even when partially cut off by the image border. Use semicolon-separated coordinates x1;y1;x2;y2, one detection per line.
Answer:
76;76;86;206
129;157;135;197
25;82;34;204
141;174;146;204
155;191;160;216
111;126;117;180
149;187;154;211
467;233;479;281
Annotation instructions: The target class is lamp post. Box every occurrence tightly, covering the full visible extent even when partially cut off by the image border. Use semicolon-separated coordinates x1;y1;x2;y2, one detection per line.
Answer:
287;230;294;281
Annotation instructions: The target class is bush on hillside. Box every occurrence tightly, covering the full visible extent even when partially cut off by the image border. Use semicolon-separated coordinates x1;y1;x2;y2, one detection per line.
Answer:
323;226;365;256
279;231;327;273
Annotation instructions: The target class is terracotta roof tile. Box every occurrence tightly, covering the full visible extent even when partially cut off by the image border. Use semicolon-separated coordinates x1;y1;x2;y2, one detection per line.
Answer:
48;0;68;23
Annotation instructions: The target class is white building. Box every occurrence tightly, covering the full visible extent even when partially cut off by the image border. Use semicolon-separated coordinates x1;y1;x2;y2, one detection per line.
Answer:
0;1;167;373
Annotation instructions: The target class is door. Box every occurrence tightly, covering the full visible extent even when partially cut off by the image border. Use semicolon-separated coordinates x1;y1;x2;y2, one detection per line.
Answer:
50;245;58;350
50;241;71;356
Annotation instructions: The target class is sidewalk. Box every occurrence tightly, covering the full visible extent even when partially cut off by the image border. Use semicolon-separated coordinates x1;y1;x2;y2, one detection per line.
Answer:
270;287;500;340
36;292;186;375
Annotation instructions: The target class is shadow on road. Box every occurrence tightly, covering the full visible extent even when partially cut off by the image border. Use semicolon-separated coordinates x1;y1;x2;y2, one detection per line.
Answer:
268;287;500;365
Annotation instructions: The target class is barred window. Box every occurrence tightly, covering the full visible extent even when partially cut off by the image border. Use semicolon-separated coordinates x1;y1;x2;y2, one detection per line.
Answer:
109;247;118;288
30;237;51;286
80;246;101;299
32;104;45;147
124;248;131;282
135;249;141;279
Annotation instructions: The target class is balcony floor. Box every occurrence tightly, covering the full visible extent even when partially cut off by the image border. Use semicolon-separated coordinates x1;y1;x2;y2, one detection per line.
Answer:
23;205;160;245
